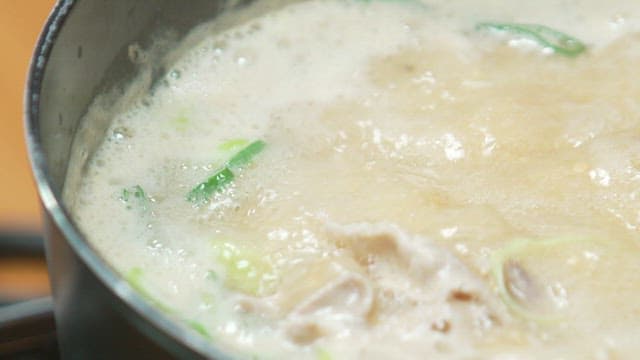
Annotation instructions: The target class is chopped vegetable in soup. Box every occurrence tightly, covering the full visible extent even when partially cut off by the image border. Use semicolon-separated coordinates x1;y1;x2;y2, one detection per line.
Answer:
66;0;640;358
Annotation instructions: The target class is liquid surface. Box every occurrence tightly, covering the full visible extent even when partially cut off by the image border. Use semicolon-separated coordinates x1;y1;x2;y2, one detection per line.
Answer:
68;0;640;358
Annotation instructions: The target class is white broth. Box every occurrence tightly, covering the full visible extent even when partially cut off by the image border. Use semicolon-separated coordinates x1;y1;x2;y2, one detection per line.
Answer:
67;0;640;358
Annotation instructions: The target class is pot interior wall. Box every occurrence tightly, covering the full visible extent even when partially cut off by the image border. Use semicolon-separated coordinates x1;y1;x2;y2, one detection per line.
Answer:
39;0;227;194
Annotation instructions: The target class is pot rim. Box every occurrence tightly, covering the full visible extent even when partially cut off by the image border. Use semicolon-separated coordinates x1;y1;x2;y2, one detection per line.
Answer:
24;1;232;358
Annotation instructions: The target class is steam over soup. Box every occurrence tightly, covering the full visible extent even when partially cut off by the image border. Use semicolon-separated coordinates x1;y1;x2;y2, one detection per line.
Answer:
66;0;640;358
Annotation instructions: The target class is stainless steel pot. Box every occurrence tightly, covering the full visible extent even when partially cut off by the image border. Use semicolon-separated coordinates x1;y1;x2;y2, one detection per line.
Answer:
24;1;255;358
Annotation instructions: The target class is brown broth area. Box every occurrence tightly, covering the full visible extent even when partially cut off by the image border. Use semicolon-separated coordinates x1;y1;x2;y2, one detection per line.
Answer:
70;2;640;358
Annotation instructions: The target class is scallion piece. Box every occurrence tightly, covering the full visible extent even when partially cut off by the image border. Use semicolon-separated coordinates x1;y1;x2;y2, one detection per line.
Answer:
476;22;586;57
227;140;266;169
187;320;211;338
316;348;333;360
187;167;235;204
218;138;250;152
172;115;189;132
211;240;278;296
126;267;174;314
490;236;595;323
187;140;266;204
120;185;150;211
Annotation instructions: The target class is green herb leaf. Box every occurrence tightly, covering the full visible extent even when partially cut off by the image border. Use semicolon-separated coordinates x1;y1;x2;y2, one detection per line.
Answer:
476;22;586;57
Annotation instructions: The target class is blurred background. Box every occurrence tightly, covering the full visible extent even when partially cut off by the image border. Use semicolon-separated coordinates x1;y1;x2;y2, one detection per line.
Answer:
1;0;56;308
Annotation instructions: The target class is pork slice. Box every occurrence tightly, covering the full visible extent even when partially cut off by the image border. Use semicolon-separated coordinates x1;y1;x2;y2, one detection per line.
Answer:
326;222;507;337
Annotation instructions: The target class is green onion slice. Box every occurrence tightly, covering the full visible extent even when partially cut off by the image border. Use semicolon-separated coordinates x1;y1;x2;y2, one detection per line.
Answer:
128;268;215;339
187;140;266;204
218;138;250;152
211;240;278;297
476;22;587;57
126;267;174;314
187;167;235;204
316;348;333;360
490;236;596;323
121;185;151;211
227;140;266;169
187;320;212;338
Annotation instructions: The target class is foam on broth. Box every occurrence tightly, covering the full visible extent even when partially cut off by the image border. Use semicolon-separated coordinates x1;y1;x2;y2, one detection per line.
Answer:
67;0;640;358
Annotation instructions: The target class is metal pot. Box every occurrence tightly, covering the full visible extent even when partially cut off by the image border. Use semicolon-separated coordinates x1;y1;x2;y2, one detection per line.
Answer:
24;1;260;358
